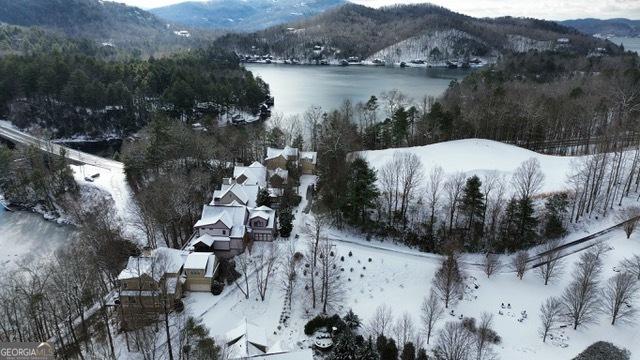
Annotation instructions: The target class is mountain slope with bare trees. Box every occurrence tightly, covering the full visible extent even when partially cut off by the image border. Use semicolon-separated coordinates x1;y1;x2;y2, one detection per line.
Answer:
214;3;617;62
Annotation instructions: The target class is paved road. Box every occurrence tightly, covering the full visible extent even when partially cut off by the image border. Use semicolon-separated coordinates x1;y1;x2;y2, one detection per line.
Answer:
0;122;124;170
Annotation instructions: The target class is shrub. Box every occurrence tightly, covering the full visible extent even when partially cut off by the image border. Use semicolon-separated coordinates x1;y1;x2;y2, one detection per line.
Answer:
304;314;346;335
573;342;630;360
218;259;241;285
211;280;224;295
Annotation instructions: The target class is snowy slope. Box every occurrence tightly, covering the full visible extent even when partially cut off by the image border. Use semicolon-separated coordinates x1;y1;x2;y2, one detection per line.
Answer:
357;139;578;195
367;29;491;64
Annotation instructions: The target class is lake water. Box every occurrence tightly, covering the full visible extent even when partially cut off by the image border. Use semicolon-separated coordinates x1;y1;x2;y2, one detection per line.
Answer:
0;206;75;271
610;36;640;54
245;64;470;118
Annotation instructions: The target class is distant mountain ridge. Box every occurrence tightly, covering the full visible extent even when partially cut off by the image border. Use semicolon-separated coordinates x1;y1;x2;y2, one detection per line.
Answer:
0;0;167;39
214;3;616;63
0;0;214;56
150;0;345;31
559;18;640;37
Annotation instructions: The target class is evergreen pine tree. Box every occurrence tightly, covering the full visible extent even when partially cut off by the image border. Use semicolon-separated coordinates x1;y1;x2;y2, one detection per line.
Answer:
292;133;304;151
344;157;379;225
459;175;485;250
401;342;416;360
380;338;398;360
517;197;538;246
343;309;361;330
416;348;429;360
356;336;380;360
256;188;271;207
499;197;538;252
329;331;359;360
392;107;409;146
543;193;568;239
376;334;388;356
278;207;294;237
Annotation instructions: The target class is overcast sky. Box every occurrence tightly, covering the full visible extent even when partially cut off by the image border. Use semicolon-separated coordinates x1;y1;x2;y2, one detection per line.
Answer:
118;0;640;20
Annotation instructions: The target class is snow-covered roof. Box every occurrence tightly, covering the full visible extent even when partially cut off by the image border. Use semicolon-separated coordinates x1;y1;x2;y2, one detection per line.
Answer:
249;206;275;229
226;318;268;358
186;235;231;251
184;252;212;270
212;183;259;207
233;162;267;187
205;254;218;278
266;146;298;161
194;205;247;238
117;248;187;281
300;151;317;164
193;234;216;247
248;349;314;360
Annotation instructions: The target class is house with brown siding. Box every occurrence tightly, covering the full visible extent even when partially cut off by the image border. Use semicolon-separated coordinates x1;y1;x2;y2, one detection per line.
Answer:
265;146;317;175
265;146;298;170
183;252;218;292
116;248;187;330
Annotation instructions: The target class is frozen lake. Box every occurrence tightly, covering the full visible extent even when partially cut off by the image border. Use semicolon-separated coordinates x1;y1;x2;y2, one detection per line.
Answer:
245;63;470;117
610;36;640;54
0;206;74;270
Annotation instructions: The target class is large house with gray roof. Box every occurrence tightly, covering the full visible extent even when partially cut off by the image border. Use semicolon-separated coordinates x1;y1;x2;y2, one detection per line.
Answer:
187;160;277;257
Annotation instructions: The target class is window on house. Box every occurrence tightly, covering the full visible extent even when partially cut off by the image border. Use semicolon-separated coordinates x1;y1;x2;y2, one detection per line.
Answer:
222;230;226;235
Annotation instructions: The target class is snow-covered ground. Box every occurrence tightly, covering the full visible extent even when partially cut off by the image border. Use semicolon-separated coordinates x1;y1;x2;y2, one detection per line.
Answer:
358;138;579;194
173;140;640;360
183;211;640;360
70;163;143;242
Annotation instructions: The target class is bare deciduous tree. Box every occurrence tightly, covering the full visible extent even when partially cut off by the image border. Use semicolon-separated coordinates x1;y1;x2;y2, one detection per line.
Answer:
279;242;300;309
475;313;498;360
234;252;251;300
426;166;445;236
398;152;424;227
536;240;564;285
512;251;529;280
304;215;329;309
255;244;279;301
617;206;640;239
421;290;444;345
318;238;344;314
512;158;545;200
539;296;563;342
562;250;604;329
483;253;501;278
444;172;466;234
433;253;464;308
393;311;416;350
621;255;640;280
434;321;474;360
602;272;639;325
368;304;394;337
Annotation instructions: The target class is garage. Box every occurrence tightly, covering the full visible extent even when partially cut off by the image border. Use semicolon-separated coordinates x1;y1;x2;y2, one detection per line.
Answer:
188;282;211;292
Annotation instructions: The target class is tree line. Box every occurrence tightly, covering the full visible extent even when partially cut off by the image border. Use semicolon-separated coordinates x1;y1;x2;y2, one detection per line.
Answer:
0;45;269;138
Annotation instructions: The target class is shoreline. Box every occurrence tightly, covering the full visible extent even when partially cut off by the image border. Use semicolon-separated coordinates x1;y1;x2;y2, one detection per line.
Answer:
240;57;492;69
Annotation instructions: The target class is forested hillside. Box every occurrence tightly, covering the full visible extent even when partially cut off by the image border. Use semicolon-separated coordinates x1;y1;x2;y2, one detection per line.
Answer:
0;47;270;138
560;18;640;37
0;0;215;56
150;0;345;31
214;3;616;62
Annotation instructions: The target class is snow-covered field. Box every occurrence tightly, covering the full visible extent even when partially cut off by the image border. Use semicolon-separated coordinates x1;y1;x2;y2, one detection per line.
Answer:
183;212;640;360
358;138;578;194
175;140;640;360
